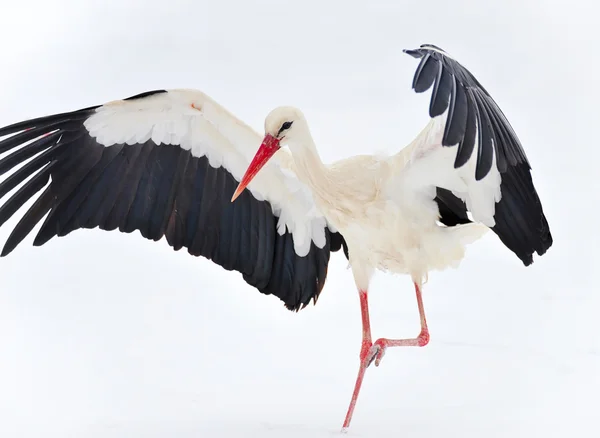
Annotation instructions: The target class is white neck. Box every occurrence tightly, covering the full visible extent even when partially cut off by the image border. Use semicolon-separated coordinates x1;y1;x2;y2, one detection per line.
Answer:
286;129;330;196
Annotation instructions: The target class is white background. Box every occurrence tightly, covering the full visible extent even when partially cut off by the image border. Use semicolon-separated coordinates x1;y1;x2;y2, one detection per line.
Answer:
0;1;598;437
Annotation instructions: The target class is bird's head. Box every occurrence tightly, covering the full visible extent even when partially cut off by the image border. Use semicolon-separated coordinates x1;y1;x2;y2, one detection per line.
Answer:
231;106;306;202
263;106;307;146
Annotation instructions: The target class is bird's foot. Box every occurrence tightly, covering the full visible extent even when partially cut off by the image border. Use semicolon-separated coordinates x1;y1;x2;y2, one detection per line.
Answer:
367;339;392;367
342;330;430;431
368;329;430;367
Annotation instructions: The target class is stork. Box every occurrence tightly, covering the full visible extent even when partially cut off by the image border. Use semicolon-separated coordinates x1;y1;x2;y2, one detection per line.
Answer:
0;45;552;429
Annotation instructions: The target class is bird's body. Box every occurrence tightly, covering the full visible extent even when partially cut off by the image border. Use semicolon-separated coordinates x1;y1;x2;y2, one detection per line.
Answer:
277;117;488;291
0;44;552;430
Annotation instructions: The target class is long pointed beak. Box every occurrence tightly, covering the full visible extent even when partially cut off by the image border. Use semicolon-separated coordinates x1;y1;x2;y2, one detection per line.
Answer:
231;134;281;202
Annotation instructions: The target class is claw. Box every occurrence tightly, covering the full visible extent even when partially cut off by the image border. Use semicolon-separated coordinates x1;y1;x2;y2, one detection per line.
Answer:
374;348;385;367
366;345;378;367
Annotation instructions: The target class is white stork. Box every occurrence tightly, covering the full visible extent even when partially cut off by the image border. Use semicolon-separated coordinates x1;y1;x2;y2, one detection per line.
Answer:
0;44;552;429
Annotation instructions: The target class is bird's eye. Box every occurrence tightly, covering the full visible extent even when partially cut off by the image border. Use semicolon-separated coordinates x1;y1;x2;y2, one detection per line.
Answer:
277;121;293;136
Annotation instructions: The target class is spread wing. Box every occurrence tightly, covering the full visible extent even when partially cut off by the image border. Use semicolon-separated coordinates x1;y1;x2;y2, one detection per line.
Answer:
394;44;552;266
0;89;346;310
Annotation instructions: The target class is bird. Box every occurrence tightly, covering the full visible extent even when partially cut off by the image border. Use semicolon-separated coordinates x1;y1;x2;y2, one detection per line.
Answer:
0;44;552;430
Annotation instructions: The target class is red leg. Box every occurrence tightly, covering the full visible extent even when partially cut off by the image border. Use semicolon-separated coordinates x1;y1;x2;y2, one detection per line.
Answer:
358;289;373;361
341;282;430;431
371;281;429;367
342;289;372;430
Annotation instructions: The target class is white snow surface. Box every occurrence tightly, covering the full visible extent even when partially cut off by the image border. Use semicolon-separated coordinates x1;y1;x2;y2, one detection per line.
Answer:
1;1;598;437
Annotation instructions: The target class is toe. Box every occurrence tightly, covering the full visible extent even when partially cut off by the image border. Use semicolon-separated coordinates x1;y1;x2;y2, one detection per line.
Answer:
372;339;388;367
365;343;381;367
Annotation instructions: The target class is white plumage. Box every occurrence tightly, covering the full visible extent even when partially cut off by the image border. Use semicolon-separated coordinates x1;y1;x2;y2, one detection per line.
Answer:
0;44;552;430
85;89;331;256
266;110;492;277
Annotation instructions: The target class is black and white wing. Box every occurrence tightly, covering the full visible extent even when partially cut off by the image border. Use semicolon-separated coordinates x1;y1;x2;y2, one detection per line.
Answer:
0;89;346;310
396;44;552;266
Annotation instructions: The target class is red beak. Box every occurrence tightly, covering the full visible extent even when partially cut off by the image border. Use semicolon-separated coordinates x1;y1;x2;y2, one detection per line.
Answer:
231;134;281;202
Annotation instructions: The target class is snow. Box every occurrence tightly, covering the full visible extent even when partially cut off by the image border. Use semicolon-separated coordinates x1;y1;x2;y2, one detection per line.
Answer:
1;0;598;437
1;245;598;438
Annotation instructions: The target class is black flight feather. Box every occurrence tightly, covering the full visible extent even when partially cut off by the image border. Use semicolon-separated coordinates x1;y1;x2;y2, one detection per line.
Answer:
406;45;552;265
0;93;347;311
